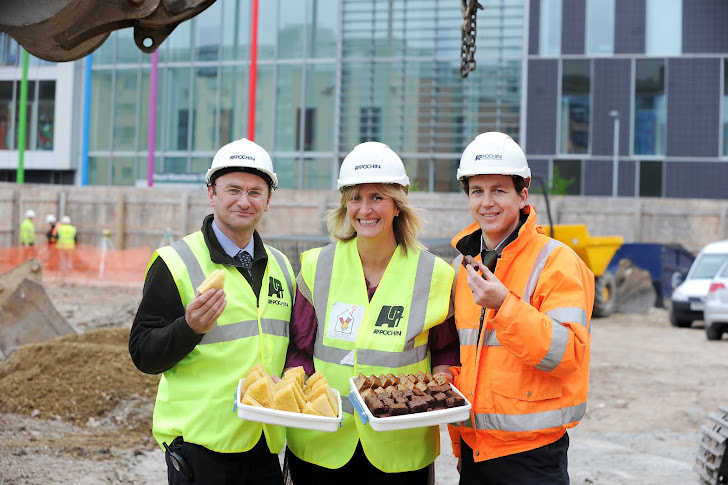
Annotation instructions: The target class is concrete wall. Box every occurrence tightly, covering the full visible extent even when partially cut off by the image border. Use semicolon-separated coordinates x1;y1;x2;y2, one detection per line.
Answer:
2;182;726;256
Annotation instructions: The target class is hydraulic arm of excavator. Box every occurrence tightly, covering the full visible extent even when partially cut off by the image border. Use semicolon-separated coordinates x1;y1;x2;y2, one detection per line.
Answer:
0;0;217;62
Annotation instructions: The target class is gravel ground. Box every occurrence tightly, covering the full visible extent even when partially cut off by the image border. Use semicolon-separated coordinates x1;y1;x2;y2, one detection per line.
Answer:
1;283;726;484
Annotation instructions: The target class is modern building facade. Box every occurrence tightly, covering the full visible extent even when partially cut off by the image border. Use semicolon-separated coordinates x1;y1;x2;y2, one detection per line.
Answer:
0;0;726;198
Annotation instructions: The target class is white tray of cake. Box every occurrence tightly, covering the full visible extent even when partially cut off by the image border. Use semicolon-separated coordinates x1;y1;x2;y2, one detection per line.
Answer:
234;365;343;432
348;372;471;432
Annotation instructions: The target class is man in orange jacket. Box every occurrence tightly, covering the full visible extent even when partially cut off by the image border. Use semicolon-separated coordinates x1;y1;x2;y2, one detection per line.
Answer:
447;132;595;484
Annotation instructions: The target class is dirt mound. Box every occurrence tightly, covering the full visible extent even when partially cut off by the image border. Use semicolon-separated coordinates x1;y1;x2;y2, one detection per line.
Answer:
0;328;158;429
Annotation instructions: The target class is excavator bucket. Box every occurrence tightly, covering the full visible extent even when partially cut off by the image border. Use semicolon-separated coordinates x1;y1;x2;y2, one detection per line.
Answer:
0;259;75;359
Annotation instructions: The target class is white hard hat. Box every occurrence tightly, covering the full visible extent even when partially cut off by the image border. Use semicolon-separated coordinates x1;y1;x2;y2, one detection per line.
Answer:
60;216;71;224
25;209;36;219
337;142;410;190
46;214;56;224
457;132;531;180
205;138;278;190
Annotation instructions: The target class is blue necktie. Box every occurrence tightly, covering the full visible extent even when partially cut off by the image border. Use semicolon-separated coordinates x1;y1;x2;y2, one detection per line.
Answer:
235;250;253;275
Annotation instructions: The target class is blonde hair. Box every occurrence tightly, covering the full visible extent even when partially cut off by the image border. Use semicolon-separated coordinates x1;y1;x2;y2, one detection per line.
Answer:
324;184;425;254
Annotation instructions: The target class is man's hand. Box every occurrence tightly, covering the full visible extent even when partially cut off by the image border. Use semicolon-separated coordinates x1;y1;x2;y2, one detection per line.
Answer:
466;261;508;311
185;289;226;334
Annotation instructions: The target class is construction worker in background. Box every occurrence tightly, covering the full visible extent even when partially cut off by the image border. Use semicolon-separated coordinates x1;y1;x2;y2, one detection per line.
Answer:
45;214;61;270
284;142;457;484
447;132;595;484
56;215;77;272
129;138;295;484
20;209;36;259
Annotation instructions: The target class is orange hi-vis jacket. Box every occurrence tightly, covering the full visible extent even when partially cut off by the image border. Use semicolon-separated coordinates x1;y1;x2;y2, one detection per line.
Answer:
447;205;594;462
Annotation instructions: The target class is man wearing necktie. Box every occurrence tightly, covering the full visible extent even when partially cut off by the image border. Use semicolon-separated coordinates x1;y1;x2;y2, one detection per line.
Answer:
447;132;595;484
130;138;295;484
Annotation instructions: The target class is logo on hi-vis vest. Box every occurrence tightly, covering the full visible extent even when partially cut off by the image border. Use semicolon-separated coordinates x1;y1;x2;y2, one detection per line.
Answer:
267;277;289;306
373;306;404;336
335;309;355;335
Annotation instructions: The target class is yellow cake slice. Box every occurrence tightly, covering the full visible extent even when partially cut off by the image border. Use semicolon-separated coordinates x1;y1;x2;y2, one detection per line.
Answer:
196;269;225;294
272;384;300;413
309;393;336;417
301;401;324;416
244;377;273;408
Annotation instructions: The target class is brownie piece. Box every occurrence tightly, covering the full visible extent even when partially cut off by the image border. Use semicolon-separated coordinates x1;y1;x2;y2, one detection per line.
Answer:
381;397;395;407
422;393;436;409
430;383;451;394
412;387;425;397
446;395;466;408
389;403;409;416
365;396;387;416
433;392;448;408
395;395;409;405
401;389;414;400
408;398;427;414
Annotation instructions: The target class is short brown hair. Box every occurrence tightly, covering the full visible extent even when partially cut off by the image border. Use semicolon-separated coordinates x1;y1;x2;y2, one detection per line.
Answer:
459;175;527;194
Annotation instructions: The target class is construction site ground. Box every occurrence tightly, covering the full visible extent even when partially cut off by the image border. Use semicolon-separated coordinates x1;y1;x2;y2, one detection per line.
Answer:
1;281;726;484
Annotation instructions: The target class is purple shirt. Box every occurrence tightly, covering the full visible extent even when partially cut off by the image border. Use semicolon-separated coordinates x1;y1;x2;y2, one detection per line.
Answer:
284;283;460;375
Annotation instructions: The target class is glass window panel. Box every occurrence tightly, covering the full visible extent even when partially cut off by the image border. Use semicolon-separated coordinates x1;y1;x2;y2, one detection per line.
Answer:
274;157;295;189
279;1;306;59
646;0;681;55
586;0;614;54
539;0;562;55
138;69;150;151
639;160;662;197
194;0;222;62
309;0;338;58
553;159;581;195
222;0;251;60
221;65;247;141
90;71;112;151
634;59;665;155
301;157;332;189
405;158;428;193
254;65;276;149
164;157;188;173
165;68;192;151
117;28;141;64
258;1;278;59
136;157;148;184
306;64;335;151
0;81;11;150
191;157;210;176
36;81;55;150
112;157;136;186
560;60;590;154
94;34;114;64
163;19;193;62
275;65;303;151
192;66;219;151
114;71;138;151
477;2;525;58
88;156;110;185
433;158;460;192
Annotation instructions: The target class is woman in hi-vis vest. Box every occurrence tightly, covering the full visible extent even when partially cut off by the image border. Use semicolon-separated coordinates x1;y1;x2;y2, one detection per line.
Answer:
284;142;458;485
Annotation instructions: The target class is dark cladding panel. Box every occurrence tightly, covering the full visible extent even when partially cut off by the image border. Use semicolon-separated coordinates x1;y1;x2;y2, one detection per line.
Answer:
584;159;614;196
666;59;720;157
526;60;558;155
561;0;585;54
665;161;728;199
592;59;631;156
683;0;728;53
529;0;541;55
614;0;645;54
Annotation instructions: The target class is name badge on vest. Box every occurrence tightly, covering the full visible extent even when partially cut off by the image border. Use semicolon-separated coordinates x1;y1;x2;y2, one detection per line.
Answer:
327;302;365;343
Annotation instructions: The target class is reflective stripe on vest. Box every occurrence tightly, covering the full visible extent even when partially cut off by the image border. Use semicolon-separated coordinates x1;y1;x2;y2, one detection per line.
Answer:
453;401;587;432
171;238;291;344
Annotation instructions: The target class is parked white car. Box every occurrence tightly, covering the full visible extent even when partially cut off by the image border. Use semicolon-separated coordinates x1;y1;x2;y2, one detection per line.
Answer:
704;260;728;340
669;239;728;327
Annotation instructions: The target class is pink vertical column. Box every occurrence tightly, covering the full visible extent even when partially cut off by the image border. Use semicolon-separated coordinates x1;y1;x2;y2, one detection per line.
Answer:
147;51;159;187
247;0;259;140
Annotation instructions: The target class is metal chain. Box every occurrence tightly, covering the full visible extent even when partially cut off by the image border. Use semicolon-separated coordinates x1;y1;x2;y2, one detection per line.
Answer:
460;0;483;78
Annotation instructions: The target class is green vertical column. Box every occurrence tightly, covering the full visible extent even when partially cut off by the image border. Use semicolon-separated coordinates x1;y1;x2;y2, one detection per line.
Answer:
17;49;29;184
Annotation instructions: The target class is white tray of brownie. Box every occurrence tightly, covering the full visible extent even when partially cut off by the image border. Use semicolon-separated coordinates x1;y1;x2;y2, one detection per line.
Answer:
348;372;471;432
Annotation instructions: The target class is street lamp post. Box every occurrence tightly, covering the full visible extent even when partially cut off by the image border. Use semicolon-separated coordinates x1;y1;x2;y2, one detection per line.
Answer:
609;110;620;197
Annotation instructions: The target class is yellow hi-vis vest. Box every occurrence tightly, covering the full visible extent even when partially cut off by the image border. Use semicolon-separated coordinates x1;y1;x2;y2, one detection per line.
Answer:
56;224;76;250
150;231;295;454
20;218;35;246
287;239;454;472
